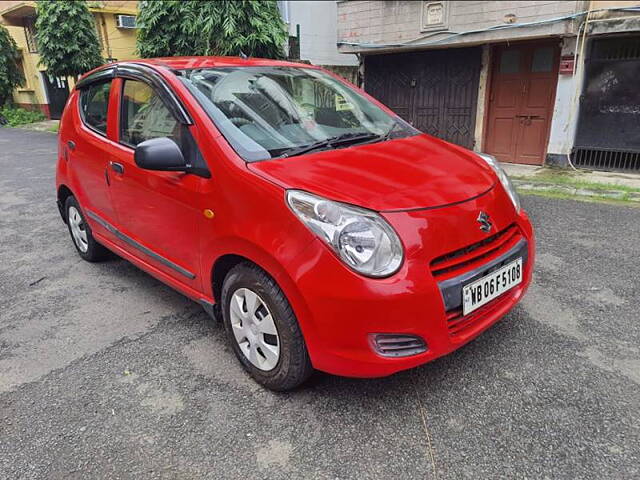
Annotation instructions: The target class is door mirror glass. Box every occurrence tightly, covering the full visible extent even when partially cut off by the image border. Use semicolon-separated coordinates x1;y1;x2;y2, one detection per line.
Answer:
134;137;187;172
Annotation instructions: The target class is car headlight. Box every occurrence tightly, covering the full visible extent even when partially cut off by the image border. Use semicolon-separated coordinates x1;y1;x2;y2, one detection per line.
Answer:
286;190;403;277
477;153;521;212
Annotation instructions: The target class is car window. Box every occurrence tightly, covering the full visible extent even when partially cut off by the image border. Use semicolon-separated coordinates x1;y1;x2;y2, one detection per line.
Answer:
80;81;111;134
120;80;180;147
180;67;418;162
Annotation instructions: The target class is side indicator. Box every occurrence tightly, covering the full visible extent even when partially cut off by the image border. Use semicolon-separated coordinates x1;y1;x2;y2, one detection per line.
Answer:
203;209;215;219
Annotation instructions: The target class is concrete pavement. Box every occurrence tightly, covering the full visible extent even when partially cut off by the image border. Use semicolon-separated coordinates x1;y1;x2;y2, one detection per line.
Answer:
1;128;639;479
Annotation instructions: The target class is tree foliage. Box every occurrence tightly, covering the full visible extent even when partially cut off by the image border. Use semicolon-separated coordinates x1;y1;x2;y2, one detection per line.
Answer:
137;0;287;59
0;24;24;108
35;0;103;79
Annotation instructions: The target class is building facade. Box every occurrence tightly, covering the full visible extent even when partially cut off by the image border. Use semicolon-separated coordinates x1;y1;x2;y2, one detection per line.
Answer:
279;0;359;82
0;0;138;119
337;0;640;172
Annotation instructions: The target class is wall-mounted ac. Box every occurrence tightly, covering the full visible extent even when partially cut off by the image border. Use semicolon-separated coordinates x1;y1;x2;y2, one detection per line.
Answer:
116;15;137;29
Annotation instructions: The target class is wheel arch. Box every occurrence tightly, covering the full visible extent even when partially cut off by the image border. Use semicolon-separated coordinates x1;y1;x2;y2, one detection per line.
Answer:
57;184;74;223
207;240;316;331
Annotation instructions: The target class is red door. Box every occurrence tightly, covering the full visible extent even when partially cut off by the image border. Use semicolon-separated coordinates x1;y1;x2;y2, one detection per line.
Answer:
68;80;121;246
485;43;559;165
107;77;203;291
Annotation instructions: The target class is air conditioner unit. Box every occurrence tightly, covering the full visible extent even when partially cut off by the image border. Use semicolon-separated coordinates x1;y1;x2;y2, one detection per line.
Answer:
115;15;137;29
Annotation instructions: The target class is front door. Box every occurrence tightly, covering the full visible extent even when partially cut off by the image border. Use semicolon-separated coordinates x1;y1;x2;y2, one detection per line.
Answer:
485;43;560;165
108;77;203;290
42;73;69;120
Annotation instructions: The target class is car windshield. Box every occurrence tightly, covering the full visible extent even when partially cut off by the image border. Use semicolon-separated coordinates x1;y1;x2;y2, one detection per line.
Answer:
179;66;418;161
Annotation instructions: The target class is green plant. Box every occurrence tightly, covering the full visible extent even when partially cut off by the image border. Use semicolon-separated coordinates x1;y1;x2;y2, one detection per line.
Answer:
35;0;103;80
0;106;45;126
0;24;25;109
137;0;287;59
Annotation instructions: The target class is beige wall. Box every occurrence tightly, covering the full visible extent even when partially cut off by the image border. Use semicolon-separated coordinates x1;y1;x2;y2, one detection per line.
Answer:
338;1;586;53
6;24;47;108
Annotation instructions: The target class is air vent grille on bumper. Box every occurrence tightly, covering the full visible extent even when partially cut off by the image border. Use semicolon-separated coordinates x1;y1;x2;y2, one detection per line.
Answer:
370;334;427;357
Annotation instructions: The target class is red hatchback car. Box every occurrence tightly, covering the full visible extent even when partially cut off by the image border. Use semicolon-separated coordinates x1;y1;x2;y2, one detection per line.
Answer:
56;57;535;390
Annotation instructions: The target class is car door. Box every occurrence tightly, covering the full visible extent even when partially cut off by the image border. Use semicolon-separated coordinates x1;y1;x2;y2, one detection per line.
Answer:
107;77;204;291
69;78;121;245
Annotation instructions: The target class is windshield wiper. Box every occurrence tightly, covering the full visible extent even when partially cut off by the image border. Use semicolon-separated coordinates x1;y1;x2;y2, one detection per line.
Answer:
279;132;382;158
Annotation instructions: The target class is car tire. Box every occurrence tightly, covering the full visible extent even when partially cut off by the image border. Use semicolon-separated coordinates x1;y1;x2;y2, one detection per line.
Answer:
65;196;109;262
221;262;313;391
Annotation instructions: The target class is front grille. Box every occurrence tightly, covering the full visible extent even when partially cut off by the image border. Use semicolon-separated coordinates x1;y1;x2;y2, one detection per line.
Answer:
430;224;520;278
432;225;528;338
572;148;640;172
370;334;427;357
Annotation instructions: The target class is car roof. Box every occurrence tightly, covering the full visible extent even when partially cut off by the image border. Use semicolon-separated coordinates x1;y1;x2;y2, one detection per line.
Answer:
123;56;320;70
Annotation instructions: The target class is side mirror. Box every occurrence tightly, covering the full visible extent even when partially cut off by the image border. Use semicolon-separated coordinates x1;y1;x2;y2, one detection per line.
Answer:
134;137;187;172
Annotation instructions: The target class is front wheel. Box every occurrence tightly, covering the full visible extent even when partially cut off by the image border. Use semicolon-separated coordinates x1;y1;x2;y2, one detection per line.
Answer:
221;263;313;391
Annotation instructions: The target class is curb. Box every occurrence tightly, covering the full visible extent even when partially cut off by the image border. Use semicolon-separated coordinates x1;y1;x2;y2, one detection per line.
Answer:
512;179;640;203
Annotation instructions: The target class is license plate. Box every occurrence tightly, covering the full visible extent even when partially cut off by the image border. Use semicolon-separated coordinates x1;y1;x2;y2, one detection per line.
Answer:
462;258;523;315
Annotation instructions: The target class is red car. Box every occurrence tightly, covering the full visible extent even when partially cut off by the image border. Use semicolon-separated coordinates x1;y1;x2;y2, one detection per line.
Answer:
56;57;535;390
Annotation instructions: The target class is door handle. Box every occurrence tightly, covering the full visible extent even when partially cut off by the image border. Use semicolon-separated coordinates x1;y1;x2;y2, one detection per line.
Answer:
110;161;124;174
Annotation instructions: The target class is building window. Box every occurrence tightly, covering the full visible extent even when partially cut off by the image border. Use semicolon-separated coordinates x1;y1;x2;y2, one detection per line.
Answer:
421;1;448;32
16;53;26;81
23;16;37;53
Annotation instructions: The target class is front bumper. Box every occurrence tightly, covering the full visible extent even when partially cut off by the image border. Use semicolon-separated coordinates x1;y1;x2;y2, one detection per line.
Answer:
285;186;535;378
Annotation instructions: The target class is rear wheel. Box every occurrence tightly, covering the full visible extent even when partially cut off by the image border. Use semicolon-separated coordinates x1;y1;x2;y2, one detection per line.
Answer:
65;196;109;262
221;262;313;391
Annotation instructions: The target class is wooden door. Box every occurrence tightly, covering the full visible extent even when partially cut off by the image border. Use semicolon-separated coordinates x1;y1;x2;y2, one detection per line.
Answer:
485;43;559;165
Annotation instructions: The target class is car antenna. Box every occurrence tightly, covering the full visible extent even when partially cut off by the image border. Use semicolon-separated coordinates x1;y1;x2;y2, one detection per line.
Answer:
239;51;249;60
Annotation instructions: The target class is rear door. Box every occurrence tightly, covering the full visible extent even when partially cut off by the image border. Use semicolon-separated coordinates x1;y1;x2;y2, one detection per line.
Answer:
69;78;120;245
107;77;204;290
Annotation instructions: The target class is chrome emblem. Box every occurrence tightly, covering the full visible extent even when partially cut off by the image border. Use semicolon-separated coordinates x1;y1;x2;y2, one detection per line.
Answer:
477;211;493;233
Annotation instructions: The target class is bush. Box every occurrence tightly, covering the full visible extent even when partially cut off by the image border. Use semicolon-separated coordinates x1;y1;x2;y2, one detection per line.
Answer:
0;106;46;126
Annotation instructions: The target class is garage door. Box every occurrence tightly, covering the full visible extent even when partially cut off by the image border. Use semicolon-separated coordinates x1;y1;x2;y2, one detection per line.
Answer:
364;48;481;149
573;36;640;172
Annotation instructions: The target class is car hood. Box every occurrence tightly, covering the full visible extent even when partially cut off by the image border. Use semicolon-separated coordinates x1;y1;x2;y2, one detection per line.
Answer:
247;133;496;212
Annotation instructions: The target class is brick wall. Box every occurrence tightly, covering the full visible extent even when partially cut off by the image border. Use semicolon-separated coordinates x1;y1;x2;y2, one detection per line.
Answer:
338;1;585;51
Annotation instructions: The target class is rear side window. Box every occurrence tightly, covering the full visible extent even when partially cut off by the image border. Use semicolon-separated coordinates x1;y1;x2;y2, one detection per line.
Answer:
79;81;111;135
120;80;179;147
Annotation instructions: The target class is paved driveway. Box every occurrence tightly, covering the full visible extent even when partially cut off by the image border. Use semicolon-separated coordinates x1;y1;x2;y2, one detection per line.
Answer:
1;127;638;479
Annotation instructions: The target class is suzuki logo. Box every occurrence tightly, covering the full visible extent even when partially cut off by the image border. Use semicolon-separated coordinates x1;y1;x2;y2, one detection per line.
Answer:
477;211;493;233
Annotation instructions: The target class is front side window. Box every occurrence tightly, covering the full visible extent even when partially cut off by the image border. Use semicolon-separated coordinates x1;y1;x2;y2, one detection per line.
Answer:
80;81;111;134
180;67;417;161
120;80;180;147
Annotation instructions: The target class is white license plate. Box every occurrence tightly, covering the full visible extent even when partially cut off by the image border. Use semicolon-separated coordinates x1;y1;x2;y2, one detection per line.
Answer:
462;258;523;315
